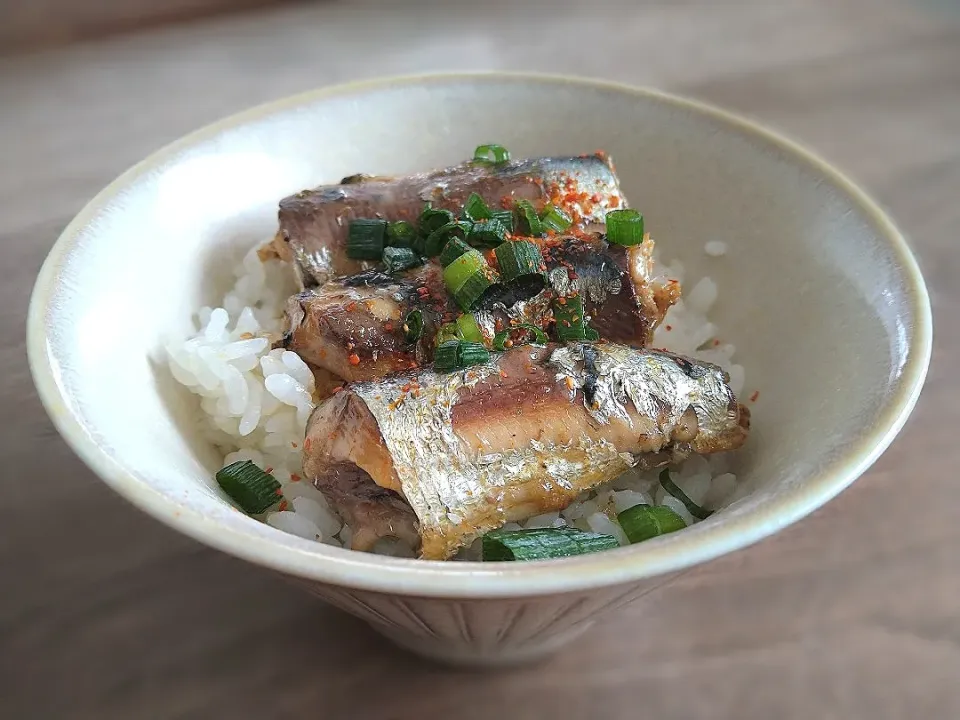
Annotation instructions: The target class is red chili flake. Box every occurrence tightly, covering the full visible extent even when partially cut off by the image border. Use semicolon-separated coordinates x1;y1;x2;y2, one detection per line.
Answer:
274;488;283;496
499;369;508;379
500;196;513;209
713;339;721;346
749;390;760;403
348;353;360;365
417;286;429;296
345;302;357;312
264;467;273;474
384;321;394;332
609;196;621;208
278;500;289;512
565;377;576;391
290;441;298;449
331;385;343;394
290;473;301;482
665;325;672;331
303;438;313;452
557;296;567;306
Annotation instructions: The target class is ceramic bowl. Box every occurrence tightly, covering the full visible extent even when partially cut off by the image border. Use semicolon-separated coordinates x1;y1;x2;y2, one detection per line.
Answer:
27;73;931;665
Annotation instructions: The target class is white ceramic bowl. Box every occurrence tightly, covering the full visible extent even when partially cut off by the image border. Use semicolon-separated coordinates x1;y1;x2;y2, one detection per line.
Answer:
28;73;931;665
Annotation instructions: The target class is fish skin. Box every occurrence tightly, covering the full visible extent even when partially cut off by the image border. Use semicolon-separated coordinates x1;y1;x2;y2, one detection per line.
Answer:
304;342;749;560
272;154;625;285
281;233;676;382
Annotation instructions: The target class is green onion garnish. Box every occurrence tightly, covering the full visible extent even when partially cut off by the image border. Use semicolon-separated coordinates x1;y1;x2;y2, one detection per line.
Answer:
435;322;461;346
553;294;597;342
473;144;511;165
403;309;423;343
494;240;545;285
468;218;509;248
659;469;712;521
443;249;496;310
382;246;423;274
215;460;281;515
386;220;417;248
515;199;543;236
418;206;455;237
493;323;548;351
616;504;686;544
438;237;472;268
540;204;573;233
433;340;490;371
456;313;485;344
489;209;515;233
425;220;471;257
463;193;492;221
482;527;619;561
605;209;645;246
346;218;387;260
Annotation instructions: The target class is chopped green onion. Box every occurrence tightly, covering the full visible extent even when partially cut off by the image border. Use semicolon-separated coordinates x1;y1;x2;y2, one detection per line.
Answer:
482;527;619;561
606;209;645;246
515;199;543;236
382;246;423;274
443;249;496;310
489;209;515;233
386;220;417;248
403;309;423;343
540;204;573;233
617;504;686;544
425;220;471;257
553;294;597;342
659;469;712;521
456;313;485;344
433;340;490;371
216;461;281;515
473;144;511;165
438;237;472;267
463;193;491;221
494;240;545;284
418;206;455;237
346;218;387;260
435;322;461;346
493;323;548;351
468;218;509;248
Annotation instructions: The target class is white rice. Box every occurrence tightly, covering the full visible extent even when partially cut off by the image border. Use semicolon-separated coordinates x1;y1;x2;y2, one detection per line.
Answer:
166;241;748;555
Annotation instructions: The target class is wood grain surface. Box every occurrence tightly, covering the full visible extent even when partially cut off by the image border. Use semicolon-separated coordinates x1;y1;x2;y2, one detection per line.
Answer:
2;1;958;717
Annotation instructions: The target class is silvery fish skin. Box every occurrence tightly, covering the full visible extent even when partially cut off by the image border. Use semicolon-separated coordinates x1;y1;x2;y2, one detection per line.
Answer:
304;342;749;560
271;153;625;286
281;233;679;382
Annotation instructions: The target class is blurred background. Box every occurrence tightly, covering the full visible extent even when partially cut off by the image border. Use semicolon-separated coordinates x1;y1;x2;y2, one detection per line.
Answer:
2;1;959;719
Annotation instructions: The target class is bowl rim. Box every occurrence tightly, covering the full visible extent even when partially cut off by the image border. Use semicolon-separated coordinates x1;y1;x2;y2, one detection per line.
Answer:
28;71;932;599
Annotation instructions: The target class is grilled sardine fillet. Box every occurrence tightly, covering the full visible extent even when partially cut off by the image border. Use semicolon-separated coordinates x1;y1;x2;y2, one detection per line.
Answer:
272;153;625;285
282;233;679;382
304;343;749;560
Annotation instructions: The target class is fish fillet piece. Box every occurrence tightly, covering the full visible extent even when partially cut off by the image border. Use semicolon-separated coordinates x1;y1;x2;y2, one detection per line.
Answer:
304;343;749;559
282;233;677;382
272;153;625;285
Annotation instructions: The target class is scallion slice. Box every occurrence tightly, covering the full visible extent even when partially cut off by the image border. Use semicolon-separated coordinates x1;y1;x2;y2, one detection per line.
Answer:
382;246;423;274
403;309;423;343
540;204;573;233
617;504;686;544
468;218;509;248
386;220;417;248
433;340;490;371
494;240;545;284
515;199;543;236
215;460;281;515
438;237;472;267
418;206;456;238
493;323;548;351
346;218;387;260
443;249;496;310
553;294;597;342
463;192;492;221
456;313;485;344
425;220;471;258
489;209;515;233
605;209;645;246
473;144;511;165
482;527;619;561
659;469;712;521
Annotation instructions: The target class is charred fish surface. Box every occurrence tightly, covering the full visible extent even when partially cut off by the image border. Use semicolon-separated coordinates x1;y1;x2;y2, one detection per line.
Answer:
272;154;624;285
282;233;677;381
304;343;749;560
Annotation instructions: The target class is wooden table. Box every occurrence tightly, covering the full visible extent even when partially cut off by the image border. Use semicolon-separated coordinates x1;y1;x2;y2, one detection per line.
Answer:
2;1;958;717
